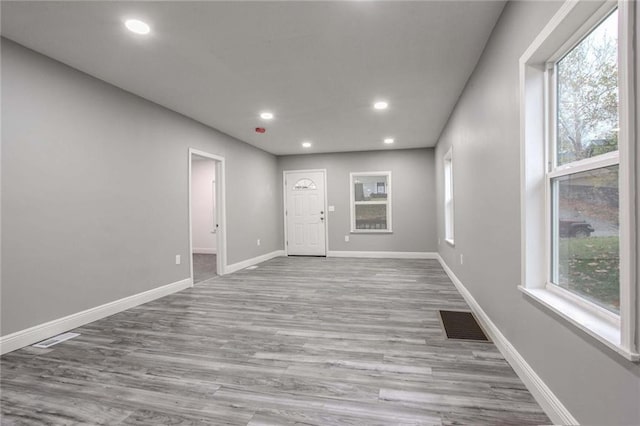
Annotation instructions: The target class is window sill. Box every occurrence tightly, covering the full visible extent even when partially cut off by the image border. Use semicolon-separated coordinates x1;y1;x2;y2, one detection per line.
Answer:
350;230;392;234
519;286;639;362
445;239;455;247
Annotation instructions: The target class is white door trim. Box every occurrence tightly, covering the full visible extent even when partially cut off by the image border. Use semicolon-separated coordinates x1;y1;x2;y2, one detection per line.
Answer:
283;169;328;256
189;148;227;276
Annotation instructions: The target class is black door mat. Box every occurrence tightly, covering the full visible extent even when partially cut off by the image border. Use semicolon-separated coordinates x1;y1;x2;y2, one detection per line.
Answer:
439;310;490;342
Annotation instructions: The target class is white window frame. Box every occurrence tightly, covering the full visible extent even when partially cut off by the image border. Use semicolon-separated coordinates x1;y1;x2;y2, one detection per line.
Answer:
520;0;638;361
350;171;392;233
444;147;455;245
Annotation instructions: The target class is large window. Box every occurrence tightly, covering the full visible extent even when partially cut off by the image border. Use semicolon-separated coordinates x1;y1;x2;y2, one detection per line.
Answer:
350;172;392;232
521;0;637;360
444;148;454;245
549;9;620;314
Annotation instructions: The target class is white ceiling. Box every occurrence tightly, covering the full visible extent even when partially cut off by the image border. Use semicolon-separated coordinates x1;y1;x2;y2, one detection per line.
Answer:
1;1;505;156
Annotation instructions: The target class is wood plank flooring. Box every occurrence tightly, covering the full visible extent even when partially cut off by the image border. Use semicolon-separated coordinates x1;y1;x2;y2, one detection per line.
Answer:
1;257;550;425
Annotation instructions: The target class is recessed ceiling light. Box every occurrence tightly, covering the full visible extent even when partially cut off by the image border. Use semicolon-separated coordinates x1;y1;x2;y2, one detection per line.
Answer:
384;138;395;144
302;141;312;148
125;19;151;35
260;112;274;120
374;101;389;110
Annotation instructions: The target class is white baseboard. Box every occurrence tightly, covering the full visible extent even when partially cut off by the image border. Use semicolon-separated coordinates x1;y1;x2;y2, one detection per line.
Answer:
192;248;217;254
327;251;438;259
225;250;285;274
436;255;578;426
0;277;193;355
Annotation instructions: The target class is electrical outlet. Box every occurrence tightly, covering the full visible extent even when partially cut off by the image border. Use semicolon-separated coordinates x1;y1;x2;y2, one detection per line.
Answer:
438;238;441;245
257;239;261;246
175;255;181;265
329;206;335;212
345;235;349;242
460;254;464;265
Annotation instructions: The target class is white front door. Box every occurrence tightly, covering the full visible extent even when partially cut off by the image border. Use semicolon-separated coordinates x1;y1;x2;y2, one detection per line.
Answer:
285;170;326;256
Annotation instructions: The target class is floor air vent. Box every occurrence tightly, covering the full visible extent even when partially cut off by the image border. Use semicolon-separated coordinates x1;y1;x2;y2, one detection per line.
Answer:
438;310;489;342
32;332;80;348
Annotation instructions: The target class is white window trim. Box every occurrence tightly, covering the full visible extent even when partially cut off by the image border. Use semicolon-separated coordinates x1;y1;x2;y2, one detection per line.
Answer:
520;0;638;361
443;147;455;246
350;171;392;233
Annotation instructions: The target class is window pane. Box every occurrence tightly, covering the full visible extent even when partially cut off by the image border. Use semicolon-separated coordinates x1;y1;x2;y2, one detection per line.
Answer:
445;200;453;240
551;165;619;313
556;10;618;166
355;204;387;230
293;178;316;190
354;175;388;202
444;161;452;201
444;157;454;241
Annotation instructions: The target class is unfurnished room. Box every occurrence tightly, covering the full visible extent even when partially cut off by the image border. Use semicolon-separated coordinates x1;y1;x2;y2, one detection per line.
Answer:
1;1;639;425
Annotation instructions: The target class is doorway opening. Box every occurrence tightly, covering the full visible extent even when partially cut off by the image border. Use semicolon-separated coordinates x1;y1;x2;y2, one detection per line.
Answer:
189;149;226;282
283;169;328;256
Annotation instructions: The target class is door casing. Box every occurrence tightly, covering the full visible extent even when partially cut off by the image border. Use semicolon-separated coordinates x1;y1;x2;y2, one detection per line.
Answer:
283;169;328;256
189;148;227;277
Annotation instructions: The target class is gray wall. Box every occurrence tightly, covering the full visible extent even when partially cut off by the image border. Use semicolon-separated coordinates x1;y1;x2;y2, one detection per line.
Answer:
1;39;283;336
636;0;640;370
435;2;640;424
278;149;436;253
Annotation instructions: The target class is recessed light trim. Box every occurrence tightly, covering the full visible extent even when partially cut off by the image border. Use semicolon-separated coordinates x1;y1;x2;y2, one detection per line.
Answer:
374;101;389;110
302;141;312;148
260;112;274;120
125;19;151;35
384;138;395;144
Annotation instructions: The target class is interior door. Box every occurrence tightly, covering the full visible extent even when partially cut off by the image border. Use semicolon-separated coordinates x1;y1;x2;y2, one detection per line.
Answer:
285;170;326;256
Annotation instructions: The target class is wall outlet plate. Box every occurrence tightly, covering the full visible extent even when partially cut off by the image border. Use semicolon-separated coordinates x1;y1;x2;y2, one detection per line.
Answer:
345;235;349;242
329;206;335;212
176;255;181;265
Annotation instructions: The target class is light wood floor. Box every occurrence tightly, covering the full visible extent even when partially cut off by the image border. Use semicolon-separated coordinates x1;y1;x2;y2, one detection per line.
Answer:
1;257;550;425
